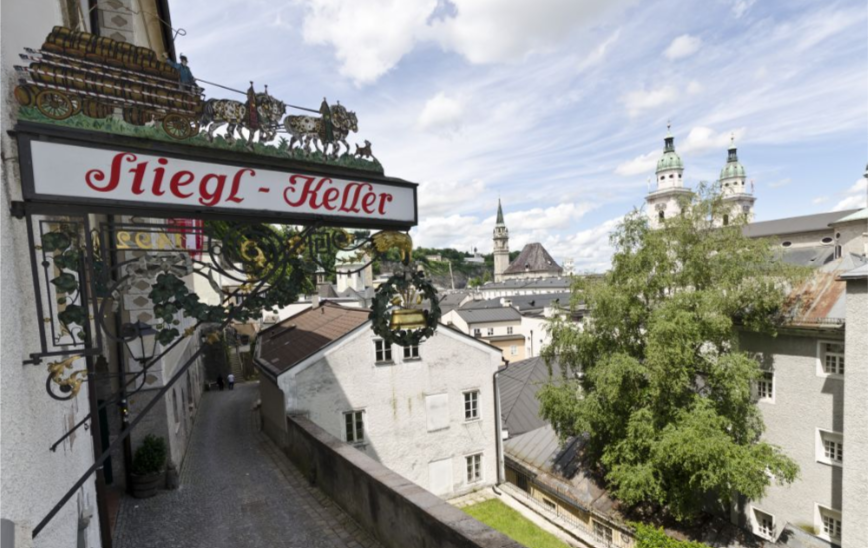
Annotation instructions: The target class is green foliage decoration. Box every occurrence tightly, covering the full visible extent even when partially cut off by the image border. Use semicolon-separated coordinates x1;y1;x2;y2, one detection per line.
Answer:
539;183;806;521
132;434;167;476
370;268;441;347
631;523;708;548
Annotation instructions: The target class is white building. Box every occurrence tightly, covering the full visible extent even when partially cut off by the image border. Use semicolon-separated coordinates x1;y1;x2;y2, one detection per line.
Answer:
255;302;503;499
442;306;526;362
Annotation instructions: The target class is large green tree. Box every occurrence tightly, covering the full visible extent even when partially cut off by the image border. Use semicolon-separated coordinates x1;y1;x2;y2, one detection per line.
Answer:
539;185;804;521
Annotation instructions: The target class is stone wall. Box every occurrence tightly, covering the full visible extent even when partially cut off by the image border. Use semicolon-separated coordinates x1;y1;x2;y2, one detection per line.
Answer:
284;415;524;548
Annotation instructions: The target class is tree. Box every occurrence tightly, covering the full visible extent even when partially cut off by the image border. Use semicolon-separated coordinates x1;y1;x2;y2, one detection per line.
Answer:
539;184;804;521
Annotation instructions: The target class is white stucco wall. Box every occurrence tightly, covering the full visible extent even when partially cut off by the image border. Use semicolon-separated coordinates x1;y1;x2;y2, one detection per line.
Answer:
842;277;868;547
277;324;502;498
1;2;102;546
736;330;844;541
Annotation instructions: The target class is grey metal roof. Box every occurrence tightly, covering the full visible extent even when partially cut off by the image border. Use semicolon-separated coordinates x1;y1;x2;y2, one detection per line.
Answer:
777;246;836;268
504;243;562;275
481;277;572;291
840;262;868;279
830;207;867;224
499;356;572;437
461;293;571;314
455;307;521;323
743;209;859;238
438;291;472;314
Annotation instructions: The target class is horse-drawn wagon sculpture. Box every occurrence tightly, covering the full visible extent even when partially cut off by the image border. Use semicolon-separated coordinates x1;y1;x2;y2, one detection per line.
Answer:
15;26;202;140
14;27;378;170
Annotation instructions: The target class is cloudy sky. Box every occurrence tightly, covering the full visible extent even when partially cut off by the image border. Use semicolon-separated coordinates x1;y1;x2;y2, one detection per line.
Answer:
172;0;867;272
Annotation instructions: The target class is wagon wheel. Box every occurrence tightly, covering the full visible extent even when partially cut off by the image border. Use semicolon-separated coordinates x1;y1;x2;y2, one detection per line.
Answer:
36;89;74;120
69;96;83;116
162;113;198;140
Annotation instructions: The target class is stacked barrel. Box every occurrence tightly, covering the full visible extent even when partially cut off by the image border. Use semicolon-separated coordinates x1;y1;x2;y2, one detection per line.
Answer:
15;27;201;139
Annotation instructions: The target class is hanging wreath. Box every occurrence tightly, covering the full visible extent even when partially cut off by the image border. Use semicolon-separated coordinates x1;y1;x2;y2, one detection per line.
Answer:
370;267;441;347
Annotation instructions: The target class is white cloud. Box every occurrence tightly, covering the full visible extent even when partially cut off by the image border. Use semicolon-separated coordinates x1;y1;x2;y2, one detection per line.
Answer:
615;151;659;176
545;217;623;272
812;196;829;204
300;0;436;85
680;126;746;155
622;86;678;117
664;34;702;60
417;92;465;135
505;203;595;231
731;0;756;18
431;0;633;64
418;179;485;216
833;178;868;211
687;80;703;94
577;29;621;73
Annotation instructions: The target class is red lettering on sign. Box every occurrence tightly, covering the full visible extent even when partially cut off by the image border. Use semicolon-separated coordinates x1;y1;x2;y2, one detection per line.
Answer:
199;174;227;207
152;158;168;196
170;170;195;199
86;152;136;192
227;169;251;204
378;193;393;215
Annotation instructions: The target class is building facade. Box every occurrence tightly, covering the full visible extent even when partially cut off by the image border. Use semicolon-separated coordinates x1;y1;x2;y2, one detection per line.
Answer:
256;302;503;499
441;306;526;362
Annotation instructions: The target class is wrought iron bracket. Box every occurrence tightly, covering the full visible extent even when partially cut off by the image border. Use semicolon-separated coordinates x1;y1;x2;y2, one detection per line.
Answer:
10;200;26;219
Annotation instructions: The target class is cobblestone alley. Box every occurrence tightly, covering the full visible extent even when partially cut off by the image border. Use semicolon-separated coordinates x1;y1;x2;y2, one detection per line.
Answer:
113;383;383;548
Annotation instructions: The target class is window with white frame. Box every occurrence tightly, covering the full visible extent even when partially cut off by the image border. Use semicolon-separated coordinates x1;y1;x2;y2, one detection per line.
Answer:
753;508;775;540
403;344;420;360
510;345;518;356
487;327;494;336
473;328;481;337
755;371;774;402
593;521;613;546
816;505;842;542
819;342;845;376
465;453;482;483
817;429;843;466
464;390;479;421
344;410;364;443
507;326;513;335
374;340;392;363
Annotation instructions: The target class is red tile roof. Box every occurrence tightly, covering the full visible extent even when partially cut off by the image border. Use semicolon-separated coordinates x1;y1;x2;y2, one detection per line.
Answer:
257;302;370;377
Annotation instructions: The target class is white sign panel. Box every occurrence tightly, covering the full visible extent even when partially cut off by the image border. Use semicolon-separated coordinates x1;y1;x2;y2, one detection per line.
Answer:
28;141;416;225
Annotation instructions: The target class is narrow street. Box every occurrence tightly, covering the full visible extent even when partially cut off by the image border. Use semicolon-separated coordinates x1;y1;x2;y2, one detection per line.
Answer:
113;383;382;548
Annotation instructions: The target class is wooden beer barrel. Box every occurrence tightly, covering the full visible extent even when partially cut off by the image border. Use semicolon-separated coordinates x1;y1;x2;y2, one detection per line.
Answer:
13;84;40;107
123;107;154;126
81;98;111;119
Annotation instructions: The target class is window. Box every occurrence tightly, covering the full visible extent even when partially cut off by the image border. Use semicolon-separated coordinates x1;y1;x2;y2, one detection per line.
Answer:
753;508;775;540
755;371;774;402
516;472;529;492
375;340;392;363
817;430;843;466
403;344;420;360
816;505;842;542
473;328;481;337
723;214;729;226
821;237;833;244
658;211;665;221
781;241;792;247
542;498;556;512
510;345;518;356
344;411;364;443
507;326;513;335
487;327;494;336
466;453;482;483
464;391;479;421
835;245;842;258
594;521;613;546
818;341;844;377
172;389;179;424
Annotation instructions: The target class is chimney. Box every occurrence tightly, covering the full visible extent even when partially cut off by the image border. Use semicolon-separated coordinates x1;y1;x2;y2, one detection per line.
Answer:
311;294;320;308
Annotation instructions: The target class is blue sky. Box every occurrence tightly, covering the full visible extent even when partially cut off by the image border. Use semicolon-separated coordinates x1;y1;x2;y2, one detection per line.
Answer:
172;0;867;271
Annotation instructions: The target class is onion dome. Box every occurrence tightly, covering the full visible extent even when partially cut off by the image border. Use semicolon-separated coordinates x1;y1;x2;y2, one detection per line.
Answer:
656;123;684;174
720;135;746;180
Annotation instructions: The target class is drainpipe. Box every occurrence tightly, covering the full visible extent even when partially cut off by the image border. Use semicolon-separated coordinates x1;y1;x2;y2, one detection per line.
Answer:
493;360;508;485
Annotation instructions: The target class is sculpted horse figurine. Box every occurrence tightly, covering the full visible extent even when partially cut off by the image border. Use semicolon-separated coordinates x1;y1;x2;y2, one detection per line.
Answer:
200;93;286;147
283;103;358;157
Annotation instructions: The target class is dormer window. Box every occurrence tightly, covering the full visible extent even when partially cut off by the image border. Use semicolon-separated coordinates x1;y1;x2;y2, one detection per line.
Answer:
669;174;674;178
822;237;833;244
660;176;665;181
659;211;665;221
781;241;792;248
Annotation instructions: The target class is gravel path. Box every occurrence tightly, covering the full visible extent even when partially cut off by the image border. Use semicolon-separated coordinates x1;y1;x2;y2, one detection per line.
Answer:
114;382;382;548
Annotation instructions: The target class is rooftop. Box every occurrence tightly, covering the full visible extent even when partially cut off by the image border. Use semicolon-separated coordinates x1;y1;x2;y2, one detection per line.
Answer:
743;209;859;238
504;243;563;275
455;307;522;324
257;302;370;377
481;277;574;291
461;292;572;314
782;254;867;326
499;356;571;437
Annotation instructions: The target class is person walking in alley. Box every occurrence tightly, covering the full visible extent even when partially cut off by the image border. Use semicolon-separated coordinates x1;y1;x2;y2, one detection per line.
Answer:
216;375;224;391
227;373;235;390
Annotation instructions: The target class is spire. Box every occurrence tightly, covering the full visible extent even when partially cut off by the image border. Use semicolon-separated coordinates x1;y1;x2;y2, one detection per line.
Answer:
496;199;505;225
663;121;675;153
727;133;738;163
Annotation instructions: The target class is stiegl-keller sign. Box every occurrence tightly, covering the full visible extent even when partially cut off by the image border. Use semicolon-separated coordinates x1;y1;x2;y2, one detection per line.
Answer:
18;133;417;229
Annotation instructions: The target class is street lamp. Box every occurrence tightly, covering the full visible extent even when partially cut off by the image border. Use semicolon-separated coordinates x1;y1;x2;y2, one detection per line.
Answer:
120;320;158;365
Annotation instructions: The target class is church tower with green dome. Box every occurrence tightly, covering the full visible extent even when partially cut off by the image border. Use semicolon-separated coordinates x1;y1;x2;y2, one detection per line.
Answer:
646;123;694;229
717;135;756;226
